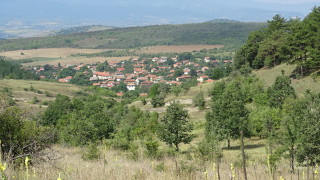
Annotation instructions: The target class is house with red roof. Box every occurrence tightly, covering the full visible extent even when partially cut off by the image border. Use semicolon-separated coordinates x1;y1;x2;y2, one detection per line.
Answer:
197;75;209;83
127;83;136;91
58;76;73;83
116;67;125;72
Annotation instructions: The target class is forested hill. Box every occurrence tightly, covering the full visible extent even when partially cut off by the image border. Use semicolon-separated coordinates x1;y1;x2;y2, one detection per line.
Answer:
0;21;265;51
235;6;320;77
52;25;115;36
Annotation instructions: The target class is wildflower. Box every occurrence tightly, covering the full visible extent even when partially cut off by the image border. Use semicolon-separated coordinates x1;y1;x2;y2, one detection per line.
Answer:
25;157;30;167
57;173;62;180
25;157;30;180
204;169;208;180
0;162;6;171
230;163;236;179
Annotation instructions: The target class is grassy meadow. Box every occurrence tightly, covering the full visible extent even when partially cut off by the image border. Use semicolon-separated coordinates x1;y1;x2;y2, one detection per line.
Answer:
1;63;320;180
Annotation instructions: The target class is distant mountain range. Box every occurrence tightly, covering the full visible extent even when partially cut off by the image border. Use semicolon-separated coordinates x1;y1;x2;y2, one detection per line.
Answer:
0;21;266;51
0;0;318;38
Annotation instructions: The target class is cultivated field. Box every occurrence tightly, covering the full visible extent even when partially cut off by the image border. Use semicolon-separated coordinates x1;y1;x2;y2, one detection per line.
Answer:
0;48;137;66
137;45;224;53
23;56;136;66
0;48;110;59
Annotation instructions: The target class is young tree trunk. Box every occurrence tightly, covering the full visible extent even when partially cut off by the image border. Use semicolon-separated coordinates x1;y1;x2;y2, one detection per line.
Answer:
240;131;248;180
216;157;221;180
175;143;179;152
227;139;231;148
290;144;295;173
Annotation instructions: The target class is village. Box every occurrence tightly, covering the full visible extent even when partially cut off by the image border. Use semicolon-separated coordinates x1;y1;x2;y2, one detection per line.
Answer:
31;55;233;96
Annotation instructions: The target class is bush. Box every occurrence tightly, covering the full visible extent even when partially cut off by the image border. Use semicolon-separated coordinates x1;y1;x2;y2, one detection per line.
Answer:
82;143;100;161
32;96;39;104
0;106;54;159
45;91;54;97
144;138;159;158
154;162;165;172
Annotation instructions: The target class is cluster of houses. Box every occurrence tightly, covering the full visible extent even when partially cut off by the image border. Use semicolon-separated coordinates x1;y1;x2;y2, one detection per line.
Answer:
87;57;231;91
32;56;232;91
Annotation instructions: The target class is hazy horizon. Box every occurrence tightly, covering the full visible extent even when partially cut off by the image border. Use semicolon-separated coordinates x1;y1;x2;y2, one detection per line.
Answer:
0;0;318;38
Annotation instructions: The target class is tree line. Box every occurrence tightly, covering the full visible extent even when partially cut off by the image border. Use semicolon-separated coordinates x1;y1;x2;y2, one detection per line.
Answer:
0;57;39;80
235;6;320;77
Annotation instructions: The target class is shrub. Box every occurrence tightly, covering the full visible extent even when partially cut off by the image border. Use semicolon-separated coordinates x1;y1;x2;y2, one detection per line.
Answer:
0;107;54;159
45;91;54;97
144;138;159;158
81;143;100;161
32;97;39;104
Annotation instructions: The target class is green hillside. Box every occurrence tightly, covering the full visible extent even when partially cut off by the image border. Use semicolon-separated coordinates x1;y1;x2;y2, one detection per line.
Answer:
0;21;265;51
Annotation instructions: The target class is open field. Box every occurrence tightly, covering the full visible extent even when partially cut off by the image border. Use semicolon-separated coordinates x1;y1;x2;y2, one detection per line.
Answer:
3;138;315;180
0;48;112;59
137;45;224;53
253;63;320;97
0;48;137;66
0;79;82;113
23;56;136;66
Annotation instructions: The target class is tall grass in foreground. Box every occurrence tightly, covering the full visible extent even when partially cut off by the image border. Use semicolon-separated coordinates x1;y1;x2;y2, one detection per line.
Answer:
2;145;319;180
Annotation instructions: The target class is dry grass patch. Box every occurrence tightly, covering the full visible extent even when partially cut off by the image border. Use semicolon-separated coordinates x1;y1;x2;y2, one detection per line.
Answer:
253;63;320;96
23;56;137;66
3;142;313;180
0;48;111;59
138;45;224;53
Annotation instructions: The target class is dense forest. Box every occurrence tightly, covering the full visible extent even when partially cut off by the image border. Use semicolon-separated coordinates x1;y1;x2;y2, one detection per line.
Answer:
235;7;320;77
0;21;265;51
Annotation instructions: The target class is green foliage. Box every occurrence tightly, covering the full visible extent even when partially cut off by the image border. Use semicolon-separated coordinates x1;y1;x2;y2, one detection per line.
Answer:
0;22;265;51
158;101;194;151
291;92;320;165
31;96;39;104
58;67;76;78
235;7;320;76
81;143;101;161
192;91;205;110
144;138;160;158
96;61;114;72
70;72;92;86
42;94;73;126
267;72;296;108
151;94;165;108
206;77;249;146
0;57;39;80
0;106;53;158
111;82;128;93
171;85;182;97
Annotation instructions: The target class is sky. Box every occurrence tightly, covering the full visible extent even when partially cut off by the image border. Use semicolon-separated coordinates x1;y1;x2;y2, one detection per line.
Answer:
1;0;319;27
